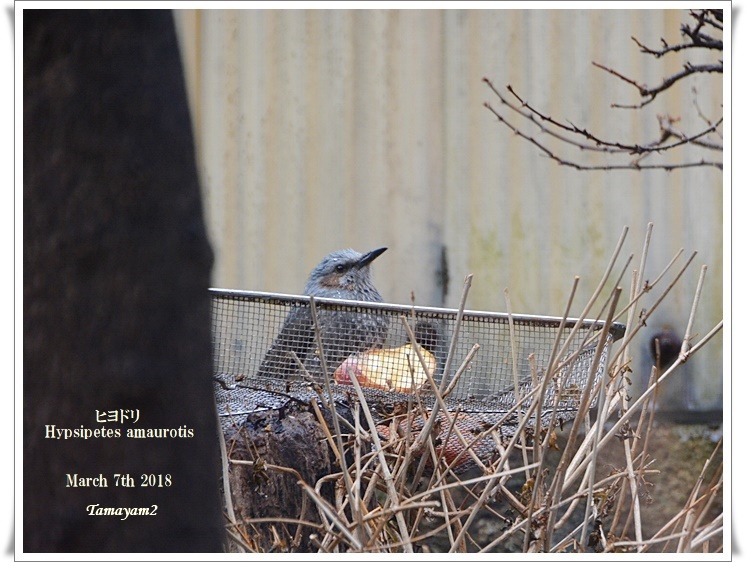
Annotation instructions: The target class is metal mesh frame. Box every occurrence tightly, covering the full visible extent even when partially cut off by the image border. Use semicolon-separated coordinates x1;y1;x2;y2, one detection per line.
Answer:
211;289;625;428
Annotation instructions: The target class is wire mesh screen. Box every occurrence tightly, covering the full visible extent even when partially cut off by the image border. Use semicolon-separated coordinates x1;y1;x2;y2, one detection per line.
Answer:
211;289;625;431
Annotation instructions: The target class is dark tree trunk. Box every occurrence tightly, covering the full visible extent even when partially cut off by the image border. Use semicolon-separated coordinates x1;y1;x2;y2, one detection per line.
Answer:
23;9;223;552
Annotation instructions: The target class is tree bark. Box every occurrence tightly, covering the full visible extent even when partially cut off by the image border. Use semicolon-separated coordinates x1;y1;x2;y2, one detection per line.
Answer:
23;9;223;552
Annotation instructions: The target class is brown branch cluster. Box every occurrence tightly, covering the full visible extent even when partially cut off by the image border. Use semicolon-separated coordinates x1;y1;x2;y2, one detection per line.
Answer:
483;9;723;172
600;9;723;109
632;9;723;59
218;227;724;553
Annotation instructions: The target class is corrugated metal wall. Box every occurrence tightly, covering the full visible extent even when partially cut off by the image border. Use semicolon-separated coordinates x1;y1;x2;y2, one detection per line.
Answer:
173;9;724;412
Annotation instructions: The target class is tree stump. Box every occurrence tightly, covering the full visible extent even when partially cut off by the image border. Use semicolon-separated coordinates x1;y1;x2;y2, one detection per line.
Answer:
223;402;342;552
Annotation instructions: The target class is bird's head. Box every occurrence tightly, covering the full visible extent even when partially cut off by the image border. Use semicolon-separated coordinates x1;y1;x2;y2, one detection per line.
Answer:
305;247;387;298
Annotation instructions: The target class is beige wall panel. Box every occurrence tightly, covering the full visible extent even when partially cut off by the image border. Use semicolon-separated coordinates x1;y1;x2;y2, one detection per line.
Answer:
174;9;724;411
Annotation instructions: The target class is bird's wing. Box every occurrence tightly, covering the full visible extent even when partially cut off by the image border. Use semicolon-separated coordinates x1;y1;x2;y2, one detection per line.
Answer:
256;305;315;379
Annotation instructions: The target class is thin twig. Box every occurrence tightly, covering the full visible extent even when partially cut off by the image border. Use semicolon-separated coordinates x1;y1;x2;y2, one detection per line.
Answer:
596;61;722;109
544;287;622;550
216;407;238;527
680;264;707;361
299;480;364;550
345;364;414;552
309;297;367;547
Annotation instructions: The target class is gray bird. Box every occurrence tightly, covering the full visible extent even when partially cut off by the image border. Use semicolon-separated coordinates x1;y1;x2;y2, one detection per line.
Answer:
257;247;389;380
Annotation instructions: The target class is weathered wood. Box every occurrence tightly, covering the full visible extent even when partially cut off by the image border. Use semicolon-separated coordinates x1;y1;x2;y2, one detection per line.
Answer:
224;403;339;551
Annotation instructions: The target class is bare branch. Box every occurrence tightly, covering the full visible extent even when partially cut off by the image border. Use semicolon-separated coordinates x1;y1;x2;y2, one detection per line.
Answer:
631;35;716;58
657;114;722;151
483;77;723;171
483;100;723;171
495;80;722;155
482;7;723;173
685;9;724;38
593;61;722;109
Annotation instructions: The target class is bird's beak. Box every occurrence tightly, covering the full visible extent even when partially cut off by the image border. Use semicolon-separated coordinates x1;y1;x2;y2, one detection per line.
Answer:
356;247;387;268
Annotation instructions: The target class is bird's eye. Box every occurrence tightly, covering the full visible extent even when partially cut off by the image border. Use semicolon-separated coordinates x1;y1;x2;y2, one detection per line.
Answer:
335;264;345;273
